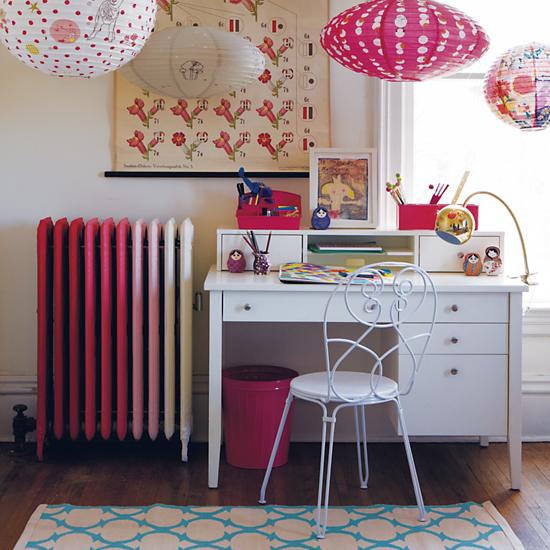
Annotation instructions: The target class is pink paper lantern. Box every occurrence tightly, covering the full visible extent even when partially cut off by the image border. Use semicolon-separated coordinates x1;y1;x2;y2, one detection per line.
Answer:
0;0;157;78
484;43;550;132
320;0;489;82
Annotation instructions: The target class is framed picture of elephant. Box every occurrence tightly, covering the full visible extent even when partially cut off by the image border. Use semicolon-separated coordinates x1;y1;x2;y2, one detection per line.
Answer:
309;149;378;228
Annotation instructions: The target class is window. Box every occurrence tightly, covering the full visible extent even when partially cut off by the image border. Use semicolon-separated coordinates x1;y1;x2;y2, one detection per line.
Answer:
386;0;550;307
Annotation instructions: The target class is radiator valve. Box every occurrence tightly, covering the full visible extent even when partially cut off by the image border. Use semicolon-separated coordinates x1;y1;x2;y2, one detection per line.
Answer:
13;404;36;452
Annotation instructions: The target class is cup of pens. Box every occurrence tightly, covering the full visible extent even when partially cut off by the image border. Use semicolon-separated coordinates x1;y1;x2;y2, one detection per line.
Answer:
253;253;271;276
243;230;272;276
395;171;478;230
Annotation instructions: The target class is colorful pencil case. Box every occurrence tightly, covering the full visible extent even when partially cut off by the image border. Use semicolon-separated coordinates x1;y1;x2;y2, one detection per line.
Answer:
236;190;302;230
398;204;479;230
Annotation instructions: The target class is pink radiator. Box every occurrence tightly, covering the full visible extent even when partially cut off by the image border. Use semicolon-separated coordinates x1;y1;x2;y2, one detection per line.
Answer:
36;217;195;461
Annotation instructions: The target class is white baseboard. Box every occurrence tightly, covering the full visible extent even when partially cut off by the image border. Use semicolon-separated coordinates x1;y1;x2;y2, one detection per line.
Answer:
522;374;550;395
2;374;550;443
521;374;550;440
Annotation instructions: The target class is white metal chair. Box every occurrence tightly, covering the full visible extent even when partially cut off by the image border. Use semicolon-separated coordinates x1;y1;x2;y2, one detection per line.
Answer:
259;262;437;539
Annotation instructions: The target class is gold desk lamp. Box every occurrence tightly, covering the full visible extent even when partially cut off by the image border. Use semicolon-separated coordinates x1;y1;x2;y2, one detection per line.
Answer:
434;172;534;285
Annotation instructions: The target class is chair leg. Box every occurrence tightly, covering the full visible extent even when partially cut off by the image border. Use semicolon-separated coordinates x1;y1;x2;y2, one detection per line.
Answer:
354;405;369;489
316;414;337;539
259;393;294;504
395;399;426;522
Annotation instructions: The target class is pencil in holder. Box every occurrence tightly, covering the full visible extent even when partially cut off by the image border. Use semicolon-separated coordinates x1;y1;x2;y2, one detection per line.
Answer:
236;190;302;230
398;204;479;230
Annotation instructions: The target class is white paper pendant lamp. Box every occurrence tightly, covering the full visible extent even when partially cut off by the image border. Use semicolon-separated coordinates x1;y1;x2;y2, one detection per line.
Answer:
1;0;157;78
119;27;266;98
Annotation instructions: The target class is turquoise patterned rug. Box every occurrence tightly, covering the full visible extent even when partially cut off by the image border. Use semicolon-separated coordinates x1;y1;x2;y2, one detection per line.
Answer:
15;502;523;549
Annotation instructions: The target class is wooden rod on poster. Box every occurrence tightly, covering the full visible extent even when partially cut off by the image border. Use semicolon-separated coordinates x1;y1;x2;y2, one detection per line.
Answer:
104;171;310;179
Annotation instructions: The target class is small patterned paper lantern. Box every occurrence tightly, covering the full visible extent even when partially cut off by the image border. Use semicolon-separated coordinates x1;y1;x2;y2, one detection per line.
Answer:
484;43;550;131
120;27;266;99
0;0;156;77
320;0;489;82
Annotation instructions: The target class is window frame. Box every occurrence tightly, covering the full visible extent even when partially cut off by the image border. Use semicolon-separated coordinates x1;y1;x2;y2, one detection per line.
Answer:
377;78;549;315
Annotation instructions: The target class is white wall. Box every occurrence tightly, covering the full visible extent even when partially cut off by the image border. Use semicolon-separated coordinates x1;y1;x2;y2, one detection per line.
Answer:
0;8;377;402
0;44;258;380
2;14;550;443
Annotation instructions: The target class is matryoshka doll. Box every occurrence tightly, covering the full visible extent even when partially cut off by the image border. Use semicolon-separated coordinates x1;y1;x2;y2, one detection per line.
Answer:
311;206;331;230
463;253;483;276
227;249;246;273
483;246;503;276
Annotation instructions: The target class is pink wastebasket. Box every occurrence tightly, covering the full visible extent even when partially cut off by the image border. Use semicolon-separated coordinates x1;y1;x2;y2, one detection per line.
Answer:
222;366;298;469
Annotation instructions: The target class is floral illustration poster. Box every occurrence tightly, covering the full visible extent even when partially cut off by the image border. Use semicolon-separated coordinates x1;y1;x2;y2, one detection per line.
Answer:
113;0;330;173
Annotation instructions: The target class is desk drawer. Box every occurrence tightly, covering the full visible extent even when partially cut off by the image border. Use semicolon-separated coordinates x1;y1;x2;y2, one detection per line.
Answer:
399;355;507;436
221;233;303;271
400;324;508;355
419;235;502;273
403;293;508;324
223;291;392;323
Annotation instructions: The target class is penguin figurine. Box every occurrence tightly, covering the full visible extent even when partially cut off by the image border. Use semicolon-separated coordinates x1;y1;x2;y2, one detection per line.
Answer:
227;249;246;273
311;206;331;230
463;252;483;276
483;246;503;276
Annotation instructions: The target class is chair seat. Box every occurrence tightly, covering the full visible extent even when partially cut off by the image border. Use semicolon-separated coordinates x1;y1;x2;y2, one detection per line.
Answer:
290;371;398;403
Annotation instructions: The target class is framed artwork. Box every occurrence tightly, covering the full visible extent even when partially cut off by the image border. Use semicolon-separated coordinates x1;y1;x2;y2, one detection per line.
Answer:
309;149;378;228
111;0;330;177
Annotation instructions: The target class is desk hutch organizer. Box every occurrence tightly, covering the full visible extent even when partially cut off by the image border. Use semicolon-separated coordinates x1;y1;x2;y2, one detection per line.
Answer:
206;228;527;491
216;229;504;274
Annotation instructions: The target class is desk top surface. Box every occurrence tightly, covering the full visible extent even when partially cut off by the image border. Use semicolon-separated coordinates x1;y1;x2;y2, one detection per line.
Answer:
204;267;528;294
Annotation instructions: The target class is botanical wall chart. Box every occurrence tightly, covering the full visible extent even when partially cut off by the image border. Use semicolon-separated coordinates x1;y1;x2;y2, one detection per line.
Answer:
114;0;330;173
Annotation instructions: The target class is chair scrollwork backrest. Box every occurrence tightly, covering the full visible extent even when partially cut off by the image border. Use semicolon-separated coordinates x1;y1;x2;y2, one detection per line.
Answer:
322;263;438;403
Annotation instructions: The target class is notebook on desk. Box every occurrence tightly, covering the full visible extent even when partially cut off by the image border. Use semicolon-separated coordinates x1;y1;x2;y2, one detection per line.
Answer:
279;263;393;284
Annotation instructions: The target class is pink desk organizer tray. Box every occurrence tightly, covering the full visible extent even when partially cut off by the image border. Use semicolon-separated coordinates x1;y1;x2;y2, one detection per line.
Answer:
398;204;479;230
236;190;302;230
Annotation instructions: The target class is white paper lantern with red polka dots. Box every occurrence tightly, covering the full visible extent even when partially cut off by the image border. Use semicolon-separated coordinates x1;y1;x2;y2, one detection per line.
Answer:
0;0;157;77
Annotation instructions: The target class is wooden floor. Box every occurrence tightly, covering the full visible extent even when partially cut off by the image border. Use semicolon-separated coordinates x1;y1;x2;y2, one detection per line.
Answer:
2;441;550;548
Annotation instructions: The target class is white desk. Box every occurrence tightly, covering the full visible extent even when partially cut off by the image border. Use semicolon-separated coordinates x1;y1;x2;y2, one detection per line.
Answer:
204;267;527;490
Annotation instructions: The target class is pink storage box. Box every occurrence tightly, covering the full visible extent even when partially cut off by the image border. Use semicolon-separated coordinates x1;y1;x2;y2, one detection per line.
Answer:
398;204;479;230
236;190;301;230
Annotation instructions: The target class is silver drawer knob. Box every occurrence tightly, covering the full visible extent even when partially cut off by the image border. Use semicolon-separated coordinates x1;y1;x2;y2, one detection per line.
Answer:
451;337;459;344
243;304;252;311
451;368;459;376
451;304;459;312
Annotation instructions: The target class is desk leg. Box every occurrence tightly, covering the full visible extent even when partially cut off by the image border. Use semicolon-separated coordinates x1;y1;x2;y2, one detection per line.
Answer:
508;293;522;491
208;291;223;489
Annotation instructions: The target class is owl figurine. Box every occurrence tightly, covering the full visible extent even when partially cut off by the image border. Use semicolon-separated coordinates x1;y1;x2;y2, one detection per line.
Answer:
463;253;483;276
227;249;246;273
483;246;503;276
311;206;331;230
